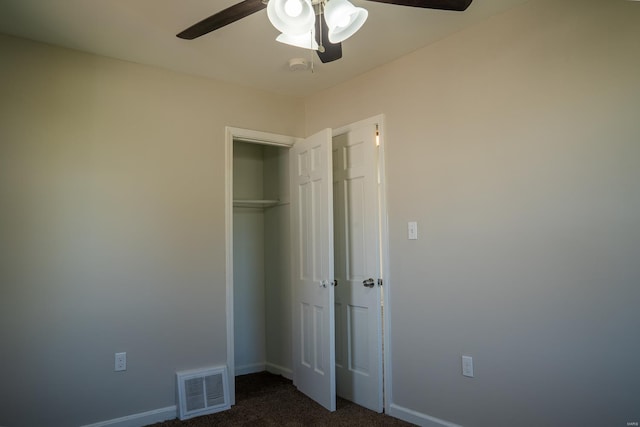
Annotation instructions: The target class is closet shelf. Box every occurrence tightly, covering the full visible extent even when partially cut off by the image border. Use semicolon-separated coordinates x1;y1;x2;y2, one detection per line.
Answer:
233;199;281;208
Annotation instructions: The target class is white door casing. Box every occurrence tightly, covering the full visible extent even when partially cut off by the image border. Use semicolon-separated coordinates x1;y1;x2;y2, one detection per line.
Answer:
290;128;336;412
333;124;384;412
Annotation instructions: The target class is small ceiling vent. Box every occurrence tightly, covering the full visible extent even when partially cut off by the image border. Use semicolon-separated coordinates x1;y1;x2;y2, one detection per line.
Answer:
176;366;230;420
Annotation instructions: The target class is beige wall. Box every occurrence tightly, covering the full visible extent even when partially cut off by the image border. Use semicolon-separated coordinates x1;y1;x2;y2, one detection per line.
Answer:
2;0;640;425
0;34;303;426
306;0;640;425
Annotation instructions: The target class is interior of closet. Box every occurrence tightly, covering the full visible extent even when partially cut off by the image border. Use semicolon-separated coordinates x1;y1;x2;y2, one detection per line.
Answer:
233;140;292;379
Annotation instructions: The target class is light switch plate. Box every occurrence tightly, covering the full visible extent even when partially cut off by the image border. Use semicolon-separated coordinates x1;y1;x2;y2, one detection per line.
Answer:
408;221;418;240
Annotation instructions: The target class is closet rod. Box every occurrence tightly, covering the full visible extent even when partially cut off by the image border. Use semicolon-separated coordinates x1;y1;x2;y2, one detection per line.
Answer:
233;137;294;148
233;199;285;208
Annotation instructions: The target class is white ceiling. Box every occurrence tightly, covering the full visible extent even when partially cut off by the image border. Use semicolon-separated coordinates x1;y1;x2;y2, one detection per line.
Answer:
0;0;528;98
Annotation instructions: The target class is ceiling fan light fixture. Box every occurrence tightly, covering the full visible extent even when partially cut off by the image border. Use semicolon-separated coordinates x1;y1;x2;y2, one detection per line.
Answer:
268;0;315;35
324;0;368;44
276;30;319;50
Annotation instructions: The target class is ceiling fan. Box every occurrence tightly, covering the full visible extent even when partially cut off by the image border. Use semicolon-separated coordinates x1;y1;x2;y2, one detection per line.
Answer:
177;0;473;64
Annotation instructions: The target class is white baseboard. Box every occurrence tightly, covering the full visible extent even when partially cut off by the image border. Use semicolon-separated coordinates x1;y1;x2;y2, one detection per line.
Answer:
265;362;293;380
235;362;293;379
388;403;462;427
81;406;177;427
235;362;266;376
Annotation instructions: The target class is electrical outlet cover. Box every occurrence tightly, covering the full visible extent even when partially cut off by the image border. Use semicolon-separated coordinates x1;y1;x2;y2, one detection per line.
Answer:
115;352;127;371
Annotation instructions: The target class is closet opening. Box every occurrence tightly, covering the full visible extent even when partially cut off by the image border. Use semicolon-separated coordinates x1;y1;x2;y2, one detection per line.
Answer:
232;140;292;382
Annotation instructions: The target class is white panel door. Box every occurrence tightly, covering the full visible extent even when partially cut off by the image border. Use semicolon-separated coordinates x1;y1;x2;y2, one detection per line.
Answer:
333;124;383;412
290;128;336;412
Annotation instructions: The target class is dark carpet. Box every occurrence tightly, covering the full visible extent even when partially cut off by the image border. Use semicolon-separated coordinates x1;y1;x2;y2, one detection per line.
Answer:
148;371;415;426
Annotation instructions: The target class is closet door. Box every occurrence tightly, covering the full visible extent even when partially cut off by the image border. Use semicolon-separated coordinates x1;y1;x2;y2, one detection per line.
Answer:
333;124;383;412
290;128;336;411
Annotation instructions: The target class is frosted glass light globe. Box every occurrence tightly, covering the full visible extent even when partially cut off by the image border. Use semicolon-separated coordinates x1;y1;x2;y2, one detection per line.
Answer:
324;0;368;43
335;13;351;28
284;0;303;17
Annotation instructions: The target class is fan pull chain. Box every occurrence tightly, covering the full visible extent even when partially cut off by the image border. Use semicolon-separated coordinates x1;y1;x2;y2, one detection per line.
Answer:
318;1;325;53
310;30;315;73
310;49;314;73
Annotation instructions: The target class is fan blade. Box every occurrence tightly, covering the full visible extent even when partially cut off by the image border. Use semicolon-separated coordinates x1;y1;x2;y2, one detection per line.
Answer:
315;13;342;63
177;0;267;40
364;0;472;12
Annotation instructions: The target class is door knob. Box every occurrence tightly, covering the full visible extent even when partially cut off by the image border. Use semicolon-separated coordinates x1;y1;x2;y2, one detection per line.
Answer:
363;278;375;288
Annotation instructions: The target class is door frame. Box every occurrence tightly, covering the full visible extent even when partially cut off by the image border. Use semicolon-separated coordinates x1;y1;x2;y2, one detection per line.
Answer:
224;126;301;404
224;116;392;412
